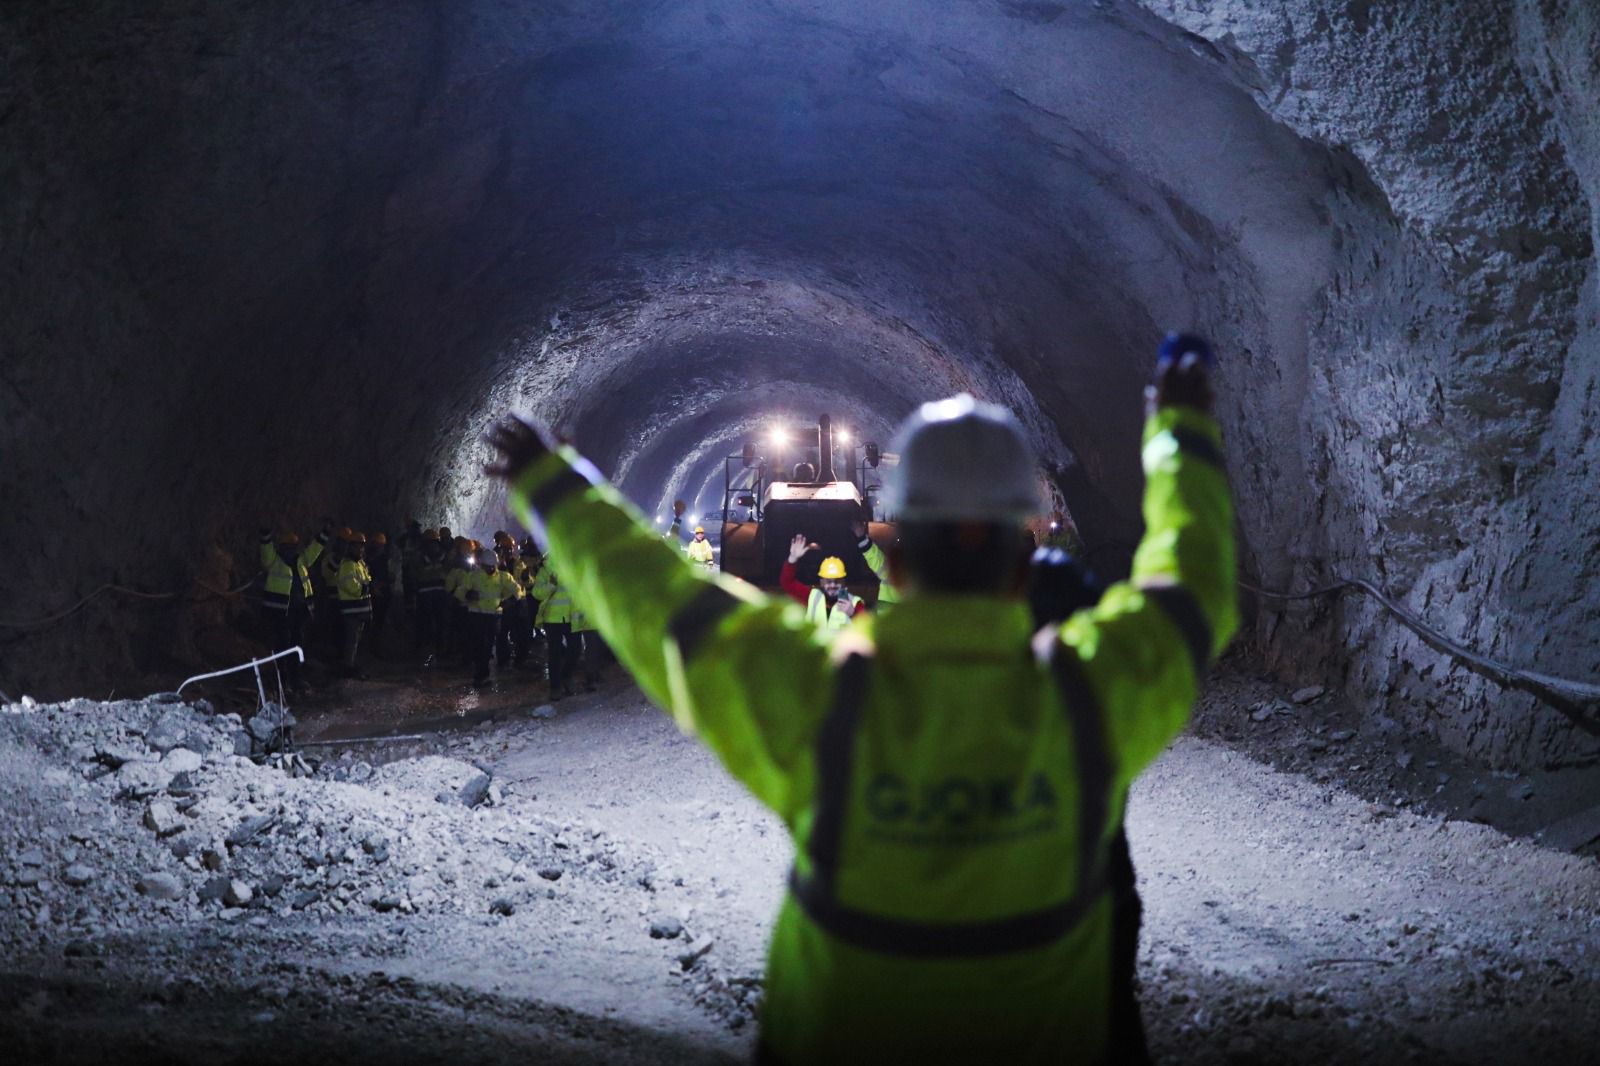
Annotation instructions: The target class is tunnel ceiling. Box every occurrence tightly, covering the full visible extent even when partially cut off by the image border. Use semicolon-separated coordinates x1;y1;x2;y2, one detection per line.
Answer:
3;0;1598;771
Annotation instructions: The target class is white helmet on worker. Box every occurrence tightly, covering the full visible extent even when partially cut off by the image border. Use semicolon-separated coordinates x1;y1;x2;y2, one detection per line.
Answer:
885;393;1039;522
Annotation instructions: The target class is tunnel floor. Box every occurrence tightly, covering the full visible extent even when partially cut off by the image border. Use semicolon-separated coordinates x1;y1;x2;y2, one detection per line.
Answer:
3;676;1599;1065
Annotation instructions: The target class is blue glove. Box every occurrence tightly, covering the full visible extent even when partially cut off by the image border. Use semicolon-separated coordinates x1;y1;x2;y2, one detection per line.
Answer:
1158;332;1216;370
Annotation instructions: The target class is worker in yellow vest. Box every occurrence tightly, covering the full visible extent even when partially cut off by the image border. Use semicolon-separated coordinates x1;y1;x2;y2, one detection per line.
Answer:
413;529;449;667
494;531;531;668
851;518;899;610
685;525;715;568
257;522;330;692
518;545;547;671
531;558;577;699
487;336;1234;1063
461;547;520;686
315;527;346;656
335;531;374;677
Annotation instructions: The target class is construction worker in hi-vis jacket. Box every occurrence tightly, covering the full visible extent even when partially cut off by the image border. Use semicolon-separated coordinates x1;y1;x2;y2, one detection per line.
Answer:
486;335;1235;1064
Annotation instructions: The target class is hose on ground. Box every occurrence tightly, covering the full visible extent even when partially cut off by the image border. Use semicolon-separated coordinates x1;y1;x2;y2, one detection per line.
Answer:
1243;575;1600;731
0;579;256;631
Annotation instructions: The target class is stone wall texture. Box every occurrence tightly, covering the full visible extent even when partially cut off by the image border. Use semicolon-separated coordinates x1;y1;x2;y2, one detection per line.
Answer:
1;0;1595;768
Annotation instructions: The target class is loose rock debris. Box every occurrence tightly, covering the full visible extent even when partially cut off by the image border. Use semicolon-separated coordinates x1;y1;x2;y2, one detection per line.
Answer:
3;685;1600;1064
0;692;759;1063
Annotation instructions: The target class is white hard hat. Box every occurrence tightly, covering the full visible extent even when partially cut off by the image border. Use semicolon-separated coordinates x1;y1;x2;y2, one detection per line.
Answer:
884;394;1040;522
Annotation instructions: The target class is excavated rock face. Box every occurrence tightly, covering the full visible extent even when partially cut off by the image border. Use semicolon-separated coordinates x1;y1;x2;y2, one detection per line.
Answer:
1;1;1595;769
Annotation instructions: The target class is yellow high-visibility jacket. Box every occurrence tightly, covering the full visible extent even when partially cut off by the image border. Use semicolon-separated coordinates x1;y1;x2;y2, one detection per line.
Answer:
528;557;553;598
259;535;326;609
686;537;715;566
414;548;448;595
317;550;341;596
858;536;899;609
531;562;573;625
509;406;1236;1063
461;567;518;615
335;559;373;616
805;587;861;629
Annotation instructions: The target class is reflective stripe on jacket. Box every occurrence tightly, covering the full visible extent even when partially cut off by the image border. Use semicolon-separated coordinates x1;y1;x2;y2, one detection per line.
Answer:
336;559;373;615
507;406;1236;1063
415;551;447;594
259;536;325;609
532;564;572;625
461;568;508;615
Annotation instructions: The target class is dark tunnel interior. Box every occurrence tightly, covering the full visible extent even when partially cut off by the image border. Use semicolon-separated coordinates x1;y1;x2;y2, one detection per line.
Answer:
8;0;1597;768
2;2;1600;1062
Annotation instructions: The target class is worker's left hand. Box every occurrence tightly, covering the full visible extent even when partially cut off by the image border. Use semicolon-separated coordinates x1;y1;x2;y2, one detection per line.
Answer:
485;415;554;481
1146;333;1214;417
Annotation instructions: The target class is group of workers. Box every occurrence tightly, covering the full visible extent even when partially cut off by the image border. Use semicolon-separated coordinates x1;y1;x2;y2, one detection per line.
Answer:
485;333;1232;1063
256;521;604;697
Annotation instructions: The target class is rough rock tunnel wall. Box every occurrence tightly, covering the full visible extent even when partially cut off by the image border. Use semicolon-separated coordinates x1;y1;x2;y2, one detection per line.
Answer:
1;0;1596;770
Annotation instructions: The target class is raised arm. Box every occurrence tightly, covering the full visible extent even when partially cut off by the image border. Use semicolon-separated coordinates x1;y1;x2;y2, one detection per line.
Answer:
1058;345;1238;793
777;534;815;606
491;423;839;821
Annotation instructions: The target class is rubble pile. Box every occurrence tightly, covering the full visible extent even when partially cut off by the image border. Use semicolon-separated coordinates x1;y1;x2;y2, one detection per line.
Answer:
0;694;718;975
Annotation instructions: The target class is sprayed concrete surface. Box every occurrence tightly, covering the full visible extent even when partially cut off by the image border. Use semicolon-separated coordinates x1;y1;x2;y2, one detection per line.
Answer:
3;678;1597;1065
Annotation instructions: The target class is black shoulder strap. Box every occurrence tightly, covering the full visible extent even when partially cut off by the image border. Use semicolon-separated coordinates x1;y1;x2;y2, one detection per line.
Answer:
805;651;873;894
1048;636;1115;894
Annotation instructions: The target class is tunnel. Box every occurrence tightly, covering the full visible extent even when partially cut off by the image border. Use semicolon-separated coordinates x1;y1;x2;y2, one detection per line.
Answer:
2;2;1599;1063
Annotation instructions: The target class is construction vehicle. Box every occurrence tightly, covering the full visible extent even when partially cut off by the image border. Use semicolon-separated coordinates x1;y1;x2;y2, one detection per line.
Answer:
716;414;898;603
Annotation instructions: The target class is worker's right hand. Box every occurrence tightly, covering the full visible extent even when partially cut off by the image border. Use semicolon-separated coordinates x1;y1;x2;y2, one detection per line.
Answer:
788;534;813;564
1147;333;1214;416
485;415;554;481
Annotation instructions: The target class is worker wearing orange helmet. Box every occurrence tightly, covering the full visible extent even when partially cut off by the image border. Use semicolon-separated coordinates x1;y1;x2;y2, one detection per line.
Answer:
256;520;332;693
493;532;532;668
335;531;374;676
366;531;397;650
413;529;449;667
398;518;425;615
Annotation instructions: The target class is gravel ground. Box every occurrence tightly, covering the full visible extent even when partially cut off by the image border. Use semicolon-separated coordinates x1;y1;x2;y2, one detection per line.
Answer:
2;675;1598;1064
